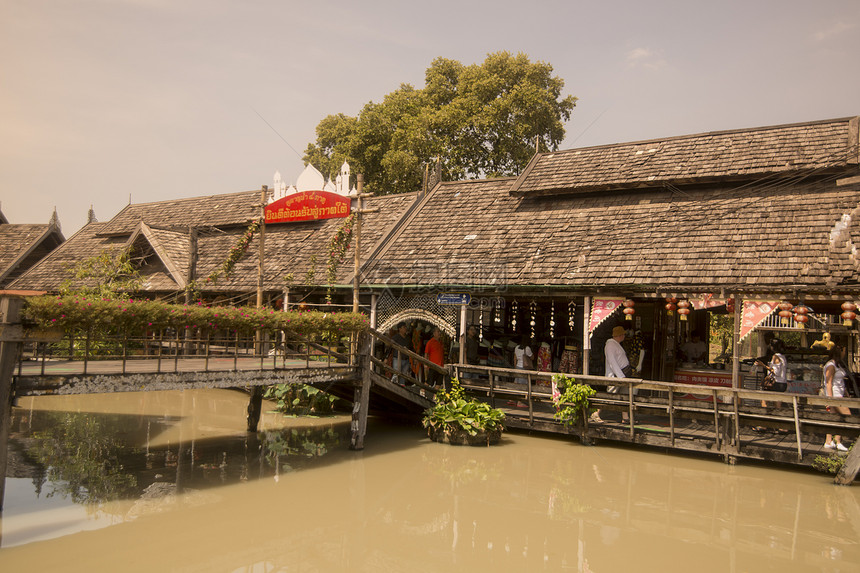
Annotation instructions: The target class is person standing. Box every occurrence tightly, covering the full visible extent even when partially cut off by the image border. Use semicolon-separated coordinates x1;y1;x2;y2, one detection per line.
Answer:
424;327;445;387
591;325;632;423
461;325;479;379
391;322;412;384
823;344;851;451
514;336;534;384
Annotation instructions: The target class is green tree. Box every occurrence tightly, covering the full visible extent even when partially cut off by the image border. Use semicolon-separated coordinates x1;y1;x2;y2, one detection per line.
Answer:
304;51;577;194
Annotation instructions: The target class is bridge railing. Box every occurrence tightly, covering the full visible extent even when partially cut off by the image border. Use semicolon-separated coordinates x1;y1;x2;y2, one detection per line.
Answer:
365;328;447;398
452;363;860;461
14;327;355;377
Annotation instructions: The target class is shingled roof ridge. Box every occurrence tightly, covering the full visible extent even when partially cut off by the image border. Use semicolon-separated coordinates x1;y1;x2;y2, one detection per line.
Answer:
541;115;859;159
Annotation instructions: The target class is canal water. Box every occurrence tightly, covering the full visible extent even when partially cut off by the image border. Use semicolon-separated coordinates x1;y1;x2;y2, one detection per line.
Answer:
0;389;857;572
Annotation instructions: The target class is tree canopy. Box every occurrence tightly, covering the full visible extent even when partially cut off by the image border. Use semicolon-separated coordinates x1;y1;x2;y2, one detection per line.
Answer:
304;51;577;195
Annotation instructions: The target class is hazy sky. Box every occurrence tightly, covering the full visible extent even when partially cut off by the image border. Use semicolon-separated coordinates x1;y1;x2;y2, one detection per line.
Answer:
3;0;860;235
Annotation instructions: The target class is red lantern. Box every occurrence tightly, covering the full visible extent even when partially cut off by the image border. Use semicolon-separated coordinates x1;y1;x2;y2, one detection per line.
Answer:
842;302;856;326
725;298;735;313
792;304;811;328
777;301;793;326
677;300;691;321
623;299;635;321
665;297;677;315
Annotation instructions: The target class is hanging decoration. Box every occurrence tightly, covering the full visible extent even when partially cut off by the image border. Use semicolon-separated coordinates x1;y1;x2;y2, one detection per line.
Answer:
739;300;779;341
725;298;735;314
549;301;556;338
777;301;794;326
665;296;678;315
677;300;691;321
841;301;857;326
568;301;576;331
792;303;811;327
588;298;624;336
622;299;635;321
511;300;519;332
529;300;538;338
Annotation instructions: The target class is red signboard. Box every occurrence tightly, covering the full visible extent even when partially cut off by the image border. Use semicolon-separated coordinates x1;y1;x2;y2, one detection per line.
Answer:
265;191;350;224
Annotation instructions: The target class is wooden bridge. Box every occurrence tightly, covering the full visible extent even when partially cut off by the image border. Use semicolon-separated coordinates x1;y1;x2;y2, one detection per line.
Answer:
1;293;859;513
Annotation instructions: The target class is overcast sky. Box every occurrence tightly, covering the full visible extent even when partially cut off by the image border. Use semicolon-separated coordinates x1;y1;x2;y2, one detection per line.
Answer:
3;0;859;235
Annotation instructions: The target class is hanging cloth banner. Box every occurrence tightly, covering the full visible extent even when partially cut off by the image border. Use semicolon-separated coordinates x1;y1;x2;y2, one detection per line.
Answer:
589;298;624;336
690;294;725;310
739;300;779;342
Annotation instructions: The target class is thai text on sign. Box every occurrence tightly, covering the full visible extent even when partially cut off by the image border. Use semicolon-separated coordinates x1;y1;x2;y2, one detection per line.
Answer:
265;191;351;223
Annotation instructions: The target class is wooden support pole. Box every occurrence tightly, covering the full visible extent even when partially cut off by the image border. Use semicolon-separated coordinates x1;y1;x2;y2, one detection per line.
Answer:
0;295;25;512
353;175;363;314
350;333;372;450
246;386;264;432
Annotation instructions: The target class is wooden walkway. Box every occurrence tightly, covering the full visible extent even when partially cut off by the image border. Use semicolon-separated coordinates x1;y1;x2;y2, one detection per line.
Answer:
452;364;860;480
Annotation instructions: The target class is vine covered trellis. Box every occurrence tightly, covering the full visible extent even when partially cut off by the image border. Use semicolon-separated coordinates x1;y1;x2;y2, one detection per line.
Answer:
23;295;369;336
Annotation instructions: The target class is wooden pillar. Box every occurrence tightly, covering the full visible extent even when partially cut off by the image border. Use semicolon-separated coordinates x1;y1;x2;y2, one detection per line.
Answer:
353;175;363;313
350;333;372;450
459;302;467;364
582;296;591;375
731;295;741;389
0;295;25;512
370;294;378;329
246;386;264;432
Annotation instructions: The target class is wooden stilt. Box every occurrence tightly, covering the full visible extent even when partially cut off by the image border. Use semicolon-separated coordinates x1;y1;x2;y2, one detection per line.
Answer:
246;386;264;432
0;296;25;512
350;333;372;450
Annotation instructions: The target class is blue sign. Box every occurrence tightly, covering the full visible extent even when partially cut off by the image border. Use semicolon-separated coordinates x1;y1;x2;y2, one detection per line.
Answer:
437;293;471;305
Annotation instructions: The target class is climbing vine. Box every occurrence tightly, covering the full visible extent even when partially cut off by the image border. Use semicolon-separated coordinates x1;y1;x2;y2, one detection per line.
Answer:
206;218;261;285
322;214;356;302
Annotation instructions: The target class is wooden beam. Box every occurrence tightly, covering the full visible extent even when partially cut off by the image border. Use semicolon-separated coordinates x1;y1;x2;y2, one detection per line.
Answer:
835;443;860;485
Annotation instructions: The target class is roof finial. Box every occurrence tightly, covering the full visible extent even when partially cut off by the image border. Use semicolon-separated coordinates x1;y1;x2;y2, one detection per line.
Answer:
87;204;98;224
49;207;61;232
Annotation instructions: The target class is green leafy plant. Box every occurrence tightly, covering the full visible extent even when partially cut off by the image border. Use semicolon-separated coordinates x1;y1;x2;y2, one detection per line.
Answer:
422;378;505;445
60;246;143;297
812;442;853;474
552;373;596;428
264;384;343;415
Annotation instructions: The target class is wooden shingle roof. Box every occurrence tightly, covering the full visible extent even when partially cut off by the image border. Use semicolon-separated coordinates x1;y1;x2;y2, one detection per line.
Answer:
510;117;860;197
95;190;262;237
12;190;419;295
0;223;65;288
362;173;860;295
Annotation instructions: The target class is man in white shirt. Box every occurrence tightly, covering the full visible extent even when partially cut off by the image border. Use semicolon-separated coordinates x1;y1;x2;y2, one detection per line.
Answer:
591;325;632;423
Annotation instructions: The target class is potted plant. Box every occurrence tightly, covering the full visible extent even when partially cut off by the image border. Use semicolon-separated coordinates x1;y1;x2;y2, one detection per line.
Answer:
422;378;505;446
552;373;596;429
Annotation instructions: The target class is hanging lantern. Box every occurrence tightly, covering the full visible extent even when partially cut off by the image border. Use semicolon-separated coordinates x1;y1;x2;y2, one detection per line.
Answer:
725;297;735;314
677;300;691;321
792;304;811;328
778;301;794;326
841;301;857;326
622;299;635;321
665;296;677;315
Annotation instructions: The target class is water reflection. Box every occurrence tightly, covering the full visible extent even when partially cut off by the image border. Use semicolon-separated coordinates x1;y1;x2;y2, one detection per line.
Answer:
1;390;859;572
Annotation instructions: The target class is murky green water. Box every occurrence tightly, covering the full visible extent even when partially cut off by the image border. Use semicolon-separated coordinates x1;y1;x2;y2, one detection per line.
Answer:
1;389;858;572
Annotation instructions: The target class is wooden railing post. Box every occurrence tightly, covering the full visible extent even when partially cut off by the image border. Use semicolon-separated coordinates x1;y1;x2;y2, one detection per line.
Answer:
350;331;373;450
